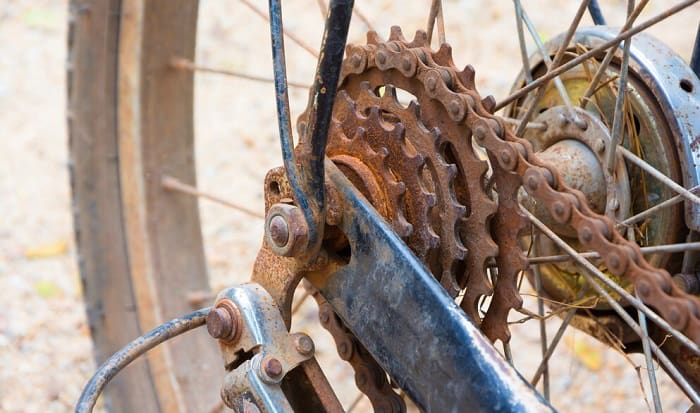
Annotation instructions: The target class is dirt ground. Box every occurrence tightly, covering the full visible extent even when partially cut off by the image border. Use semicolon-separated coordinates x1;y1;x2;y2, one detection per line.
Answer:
1;0;699;412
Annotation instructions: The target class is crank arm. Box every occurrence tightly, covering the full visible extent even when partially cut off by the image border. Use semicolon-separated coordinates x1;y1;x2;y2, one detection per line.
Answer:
306;162;557;412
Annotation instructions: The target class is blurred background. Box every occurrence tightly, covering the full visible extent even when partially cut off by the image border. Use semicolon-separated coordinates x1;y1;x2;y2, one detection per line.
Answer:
1;0;699;411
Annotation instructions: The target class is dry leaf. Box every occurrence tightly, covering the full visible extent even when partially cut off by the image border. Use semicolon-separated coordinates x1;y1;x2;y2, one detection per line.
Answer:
24;240;68;259
566;336;603;371
33;280;63;298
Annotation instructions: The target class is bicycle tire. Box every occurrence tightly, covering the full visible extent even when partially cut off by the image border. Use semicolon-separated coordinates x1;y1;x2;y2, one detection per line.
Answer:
68;1;221;411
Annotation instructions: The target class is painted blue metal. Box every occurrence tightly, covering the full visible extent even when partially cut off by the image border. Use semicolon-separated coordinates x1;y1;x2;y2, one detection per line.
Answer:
587;0;606;25
318;163;556;413
269;0;354;259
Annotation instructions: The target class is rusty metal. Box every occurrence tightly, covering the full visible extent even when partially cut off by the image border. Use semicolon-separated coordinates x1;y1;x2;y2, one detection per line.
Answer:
265;204;310;257
309;285;408;413
262;356;284;379
207;299;243;343
315;23;700;357
495;0;699;111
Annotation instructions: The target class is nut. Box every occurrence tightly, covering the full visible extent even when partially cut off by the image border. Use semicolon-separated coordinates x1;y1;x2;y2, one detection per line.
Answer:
265;203;309;257
295;334;315;356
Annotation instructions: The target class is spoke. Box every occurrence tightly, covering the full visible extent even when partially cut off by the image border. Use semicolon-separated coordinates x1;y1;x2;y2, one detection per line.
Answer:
520;206;700;355
161;175;265;219
580;0;649;106
637;291;663;413
518;242;700;265
499;116;547;130
524;207;700;404
531;295;583;386
620;185;700;228
170;57;310;89
620;146;700;208
519;4;576;110
514;0;590;136
604;0;634;173
533;262;550;400
426;0;446;44
239;0;319;58
496;0;700;112
513;0;533;84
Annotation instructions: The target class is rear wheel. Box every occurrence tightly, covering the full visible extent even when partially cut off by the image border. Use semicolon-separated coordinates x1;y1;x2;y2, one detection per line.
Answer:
68;1;220;410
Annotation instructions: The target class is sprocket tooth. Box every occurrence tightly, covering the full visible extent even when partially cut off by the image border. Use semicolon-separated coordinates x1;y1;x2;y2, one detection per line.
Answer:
440;272;462;297
359;80;375;95
481;96;496;114
407;101;422;120
425;192;437;208
388;26;407;42
394;212;413;238
458;64;476;89
409;30;429;47
366;30;382;45
432;43;455;67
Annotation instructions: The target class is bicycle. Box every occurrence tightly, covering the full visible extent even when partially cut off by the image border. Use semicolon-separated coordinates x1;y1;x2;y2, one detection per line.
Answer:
68;0;700;411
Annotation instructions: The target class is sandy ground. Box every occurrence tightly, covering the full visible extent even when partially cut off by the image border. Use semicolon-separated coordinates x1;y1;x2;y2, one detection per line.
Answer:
1;0;699;411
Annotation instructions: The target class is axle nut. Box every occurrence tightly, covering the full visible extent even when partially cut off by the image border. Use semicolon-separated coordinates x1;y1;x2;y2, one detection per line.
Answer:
265;203;309;257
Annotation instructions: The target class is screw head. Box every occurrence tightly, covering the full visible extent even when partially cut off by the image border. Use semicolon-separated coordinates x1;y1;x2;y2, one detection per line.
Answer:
206;300;241;343
206;307;233;339
262;357;283;379
295;334;315;356
268;215;290;247
376;51;387;65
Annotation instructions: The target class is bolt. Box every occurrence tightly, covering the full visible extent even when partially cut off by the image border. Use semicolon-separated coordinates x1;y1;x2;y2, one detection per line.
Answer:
574;117;588;130
295;334;315;356
206;300;240;342
265;204;309;257
376;51;387;65
268;215;289;247
262;357;284;379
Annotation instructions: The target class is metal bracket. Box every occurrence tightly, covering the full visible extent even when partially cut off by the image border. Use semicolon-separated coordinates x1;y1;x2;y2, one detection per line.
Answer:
214;283;316;412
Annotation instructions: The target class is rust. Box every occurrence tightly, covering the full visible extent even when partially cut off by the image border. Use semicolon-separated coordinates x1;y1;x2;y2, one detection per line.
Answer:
207;299;242;344
262;356;284;379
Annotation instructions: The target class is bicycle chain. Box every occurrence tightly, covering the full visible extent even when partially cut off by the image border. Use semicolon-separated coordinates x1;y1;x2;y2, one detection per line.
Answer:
301;26;700;409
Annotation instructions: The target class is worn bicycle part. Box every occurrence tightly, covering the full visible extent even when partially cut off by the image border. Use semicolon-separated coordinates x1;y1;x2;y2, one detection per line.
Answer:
212;284;330;412
511;29;694;321
68;1;222;410
296;25;700;406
